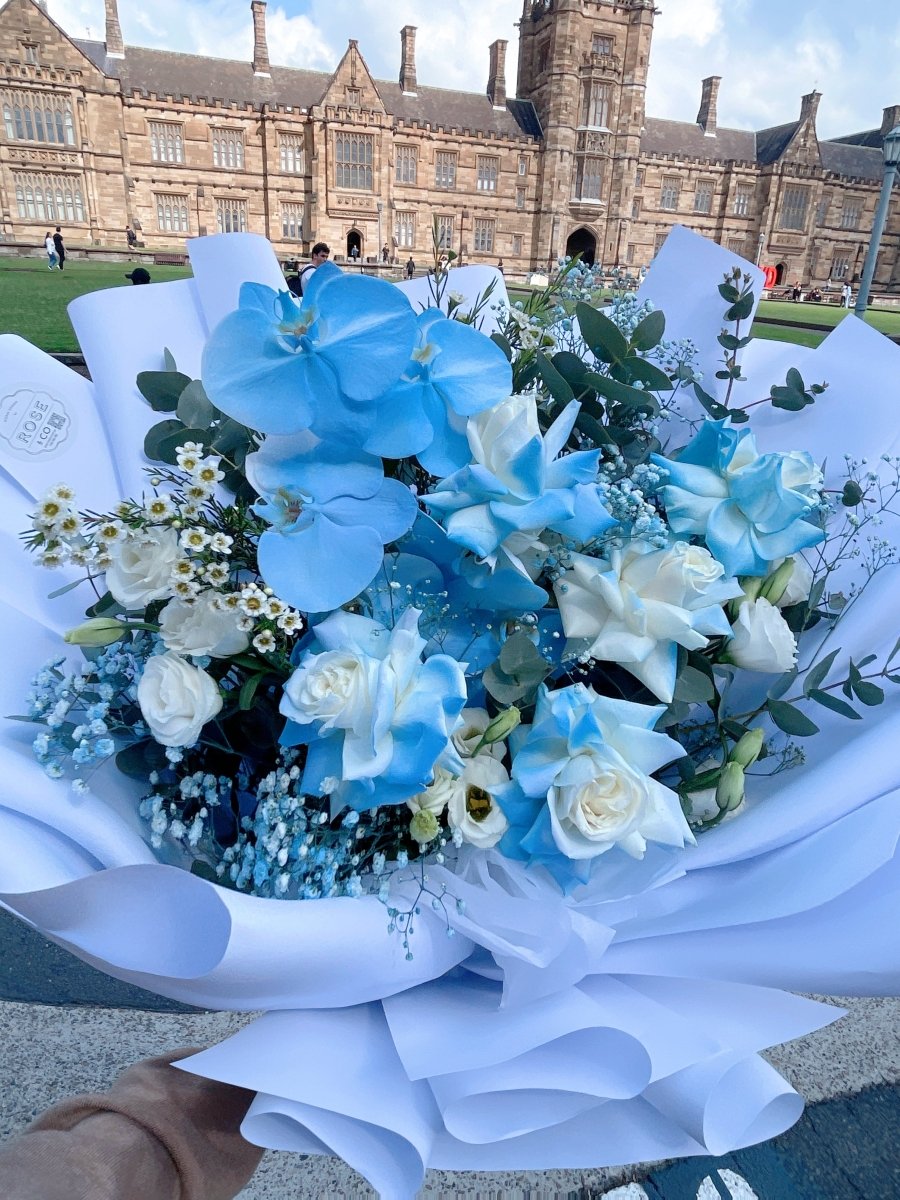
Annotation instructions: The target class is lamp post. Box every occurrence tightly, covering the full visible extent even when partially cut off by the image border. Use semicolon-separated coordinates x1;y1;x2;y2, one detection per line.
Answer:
854;124;900;316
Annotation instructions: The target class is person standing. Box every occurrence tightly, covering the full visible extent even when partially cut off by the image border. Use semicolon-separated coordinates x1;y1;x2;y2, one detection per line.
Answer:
44;231;57;269
841;281;852;308
405;256;415;280
53;226;66;271
296;242;330;297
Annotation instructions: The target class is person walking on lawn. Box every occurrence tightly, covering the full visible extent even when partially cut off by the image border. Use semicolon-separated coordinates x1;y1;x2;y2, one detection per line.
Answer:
44;232;58;269
53;227;66;271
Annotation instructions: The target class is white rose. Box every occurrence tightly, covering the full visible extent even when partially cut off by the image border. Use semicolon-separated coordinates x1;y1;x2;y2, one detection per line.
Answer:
106;528;181;608
549;745;686;860
159;592;250;658
725;598;798;673
467;394;538;486
282;648;376;735
137;652;223;747
448;755;510;849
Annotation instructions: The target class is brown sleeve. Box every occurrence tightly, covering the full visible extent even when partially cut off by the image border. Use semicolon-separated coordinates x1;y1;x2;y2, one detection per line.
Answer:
0;1048;264;1200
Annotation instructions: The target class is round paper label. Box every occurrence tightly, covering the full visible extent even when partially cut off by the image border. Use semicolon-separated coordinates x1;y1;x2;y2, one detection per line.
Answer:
0;387;73;461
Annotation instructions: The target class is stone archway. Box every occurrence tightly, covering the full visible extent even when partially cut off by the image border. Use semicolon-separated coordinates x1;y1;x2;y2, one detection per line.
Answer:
565;227;597;267
347;229;362;261
775;261;787;286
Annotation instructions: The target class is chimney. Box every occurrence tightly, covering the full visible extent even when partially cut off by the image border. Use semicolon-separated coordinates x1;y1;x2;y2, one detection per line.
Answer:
251;1;270;77
488;39;508;109
696;75;720;136
881;105;900;135
399;25;417;96
799;90;821;126
104;0;124;58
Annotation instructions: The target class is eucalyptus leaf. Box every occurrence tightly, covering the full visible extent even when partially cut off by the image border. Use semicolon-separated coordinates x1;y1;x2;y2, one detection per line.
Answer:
177;380;216;428
673;665;716;704
163;348;178;372
136;370;193;413
576;303;628;364
490;332;512;360
851;680;885;706
802;648;841;696
621;357;673;392
767;699;820;737
144;419;186;462
630;309;666;353
153;426;210;467
808;689;861;720
536;354;575;404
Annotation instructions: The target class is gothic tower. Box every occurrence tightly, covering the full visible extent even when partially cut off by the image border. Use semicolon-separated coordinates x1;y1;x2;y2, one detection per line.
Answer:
517;0;656;267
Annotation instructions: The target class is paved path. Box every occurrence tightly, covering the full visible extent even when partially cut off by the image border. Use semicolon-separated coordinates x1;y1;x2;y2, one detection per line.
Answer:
2;908;899;1198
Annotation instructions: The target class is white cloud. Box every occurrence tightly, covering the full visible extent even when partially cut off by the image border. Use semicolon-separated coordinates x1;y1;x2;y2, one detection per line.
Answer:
651;0;725;47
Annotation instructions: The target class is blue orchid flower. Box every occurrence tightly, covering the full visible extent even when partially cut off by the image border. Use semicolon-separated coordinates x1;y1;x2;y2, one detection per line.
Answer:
201;264;417;443
653;419;825;577
498;683;691;892
364;309;513;474
280;607;467;813
245;433;418;613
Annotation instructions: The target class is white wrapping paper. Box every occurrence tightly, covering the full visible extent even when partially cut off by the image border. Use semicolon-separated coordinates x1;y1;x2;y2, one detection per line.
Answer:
1;231;898;1198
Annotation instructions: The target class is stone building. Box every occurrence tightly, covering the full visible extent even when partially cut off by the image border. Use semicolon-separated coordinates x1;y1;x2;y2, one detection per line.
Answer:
0;0;898;289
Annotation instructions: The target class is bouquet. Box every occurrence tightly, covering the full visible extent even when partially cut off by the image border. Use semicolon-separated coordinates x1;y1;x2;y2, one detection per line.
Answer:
2;229;899;1199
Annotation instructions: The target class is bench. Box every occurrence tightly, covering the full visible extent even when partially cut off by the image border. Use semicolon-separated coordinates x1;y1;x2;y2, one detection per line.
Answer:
152;253;187;266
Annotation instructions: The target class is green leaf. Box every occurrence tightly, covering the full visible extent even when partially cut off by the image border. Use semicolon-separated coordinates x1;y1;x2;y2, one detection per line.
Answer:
163;348;178;372
176;380;216;428
47;578;85;599
536;354;576;404
144;419;183;462
725;293;755;322
886;636;900;665
621;357;674;392
630;309;666;353
551;351;592;389
239;672;269;711
721;718;751;742
211;419;252;456
785;367;804;392
115;738;167;779
576;303;628;364
490;332;512;361
85;591;124;619
728;408;750;424
587;372;659;414
718;283;741;303
802;648;841;696
136;370;193;413
693;381;729;420
767;699;820;737
851;680;885;706
574;412;615;447
190;860;221;884
673;665;716;704
808;689;862;719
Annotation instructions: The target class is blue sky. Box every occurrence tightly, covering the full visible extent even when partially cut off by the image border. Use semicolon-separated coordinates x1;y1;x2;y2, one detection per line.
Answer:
48;0;900;138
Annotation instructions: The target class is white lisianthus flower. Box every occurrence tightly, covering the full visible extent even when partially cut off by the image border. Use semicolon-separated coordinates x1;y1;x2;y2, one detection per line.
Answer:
724;598;798;673
158;592;250;658
448;756;510;849
137;651;222;747
407;766;458;817
105;527;181;608
776;556;815;608
555;539;743;703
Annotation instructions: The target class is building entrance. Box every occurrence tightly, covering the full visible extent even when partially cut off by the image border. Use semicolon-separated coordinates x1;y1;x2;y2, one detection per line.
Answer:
566;227;597;266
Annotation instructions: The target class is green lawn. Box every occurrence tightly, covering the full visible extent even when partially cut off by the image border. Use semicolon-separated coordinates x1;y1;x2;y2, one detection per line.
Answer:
0;258;192;353
3;258;899;354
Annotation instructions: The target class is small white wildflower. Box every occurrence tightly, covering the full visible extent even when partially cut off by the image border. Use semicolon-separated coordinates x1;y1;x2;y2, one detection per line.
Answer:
264;597;287;619
209;532;233;555
204;562;231;586
184;482;213;503
193;457;225;486
171;558;196;580
252;630;276;654
172;578;201;599
145;495;177;522
96;519;125;544
179;502;202;521
236;614;255;632
180;527;210;552
276;610;303;634
47;483;76;502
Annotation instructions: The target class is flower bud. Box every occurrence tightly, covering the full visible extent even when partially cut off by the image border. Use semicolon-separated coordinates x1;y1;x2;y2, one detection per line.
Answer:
715;761;745;812
476;706;521;751
759;559;795;606
739;575;763;603
728;727;764;769
63;617;125;647
409;809;440;845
